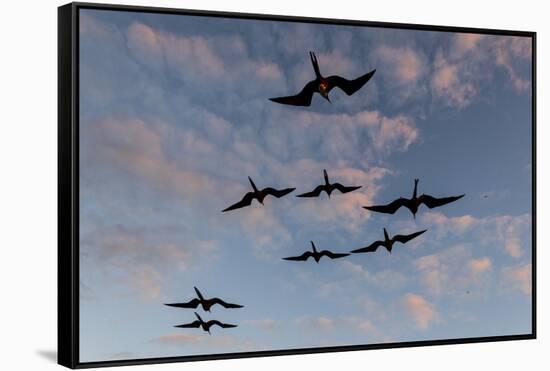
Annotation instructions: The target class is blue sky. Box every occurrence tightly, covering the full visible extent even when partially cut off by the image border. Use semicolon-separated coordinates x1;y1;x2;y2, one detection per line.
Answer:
78;8;533;362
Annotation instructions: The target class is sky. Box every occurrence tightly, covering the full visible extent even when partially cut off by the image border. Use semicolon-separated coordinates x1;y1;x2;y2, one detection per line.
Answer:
78;8;533;363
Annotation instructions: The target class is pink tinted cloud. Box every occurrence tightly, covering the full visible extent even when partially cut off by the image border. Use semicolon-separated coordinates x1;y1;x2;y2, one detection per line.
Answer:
431;55;476;108
432;34;531;107
421;212;530;258
81;223;219;301
468;257;492;274
126;21;282;83
153;333;257;350
454;33;485;54
374;46;424;83
493;37;532;92
294;316;335;332
84;117;214;198
402;293;438;329
413;245;493;296
243;319;278;330
503;263;532;296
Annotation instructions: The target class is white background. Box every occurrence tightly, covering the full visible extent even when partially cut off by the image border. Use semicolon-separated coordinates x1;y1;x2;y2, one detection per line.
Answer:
0;0;546;370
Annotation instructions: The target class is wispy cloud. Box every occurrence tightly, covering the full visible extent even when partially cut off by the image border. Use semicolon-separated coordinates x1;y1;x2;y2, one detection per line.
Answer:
127;21;283;86
413;245;493;297
243;319;279;330
431;53;477;108
81;224;217;300
402;293;438;329
152;333;257;351
502;263;532;296
373;46;425;84
431;33;531;108
341;260;408;289
468;257;492;274
421;212;531;258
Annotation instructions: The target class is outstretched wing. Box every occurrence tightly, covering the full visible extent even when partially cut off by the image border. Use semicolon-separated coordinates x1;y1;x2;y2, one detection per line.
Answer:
222;192;256;212
326;70;376;96
332;183;362;194
419;194;464;209
208;320;238;329
363;197;412;214
269;80;318;106
350;240;385;254
211;297;244;309
164;298;200;309
392;230;427;245
263;187;295;198
174;320;201;329
320;250;350;259
296;185;325;198
283;251;313;261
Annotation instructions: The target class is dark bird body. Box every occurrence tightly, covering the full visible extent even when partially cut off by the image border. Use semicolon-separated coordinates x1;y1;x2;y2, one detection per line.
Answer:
351;228;427;254
269;51;376;106
363;179;464;218
175;312;237;334
297;169;361;198
164;287;243;312
222;177;295;212
283;241;349;263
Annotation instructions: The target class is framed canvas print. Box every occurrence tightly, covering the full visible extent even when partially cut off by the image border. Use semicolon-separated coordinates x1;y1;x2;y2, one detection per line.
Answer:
58;2;536;368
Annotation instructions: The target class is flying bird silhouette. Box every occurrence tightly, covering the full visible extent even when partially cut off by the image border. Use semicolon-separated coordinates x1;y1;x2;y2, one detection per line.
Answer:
296;169;362;198
351;228;427;254
269;51;376;106
363;178;464;218
174;312;237;334
222;176;295;212
164;287;243;312
283;241;350;263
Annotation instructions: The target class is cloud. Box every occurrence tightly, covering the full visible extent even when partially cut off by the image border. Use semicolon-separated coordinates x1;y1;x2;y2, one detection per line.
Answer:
493;37;532;92
431;54;477;108
287;164;392;232
421;212;531;258
243;319;278;330
81;117;216;199
431;33;532;107
421;212;476;233
414;249;455;296
126;21;283;90
152;333;257;351
341;260;408;289
402;293;438;329
81;224;217;300
294;316;335;332
413;245;494;296
373;46;424;84
492;215;531;258
357;111;419;153
503;263;532;296
468;257;492;274
280;109;419;157
454;33;485;54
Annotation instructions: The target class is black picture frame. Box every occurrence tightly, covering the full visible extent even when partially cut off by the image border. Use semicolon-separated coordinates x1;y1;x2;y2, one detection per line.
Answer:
58;2;537;369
